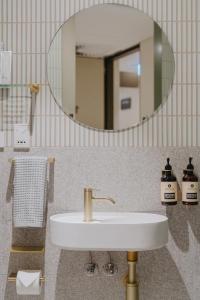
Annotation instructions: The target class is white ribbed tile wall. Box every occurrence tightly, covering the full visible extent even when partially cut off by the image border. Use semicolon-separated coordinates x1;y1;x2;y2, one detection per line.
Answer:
0;0;199;147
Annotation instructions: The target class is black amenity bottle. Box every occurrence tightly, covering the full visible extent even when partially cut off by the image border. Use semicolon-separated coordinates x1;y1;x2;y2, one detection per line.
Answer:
161;158;178;206
182;157;199;205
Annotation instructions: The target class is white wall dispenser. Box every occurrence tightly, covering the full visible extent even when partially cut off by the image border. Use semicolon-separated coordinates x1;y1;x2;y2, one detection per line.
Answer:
0;42;12;86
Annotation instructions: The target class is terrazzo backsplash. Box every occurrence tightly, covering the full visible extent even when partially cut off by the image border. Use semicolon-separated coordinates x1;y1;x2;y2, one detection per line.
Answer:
0;148;200;300
0;0;200;299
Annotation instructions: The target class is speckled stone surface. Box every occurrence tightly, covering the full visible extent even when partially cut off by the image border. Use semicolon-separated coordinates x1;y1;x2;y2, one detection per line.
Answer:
0;147;200;299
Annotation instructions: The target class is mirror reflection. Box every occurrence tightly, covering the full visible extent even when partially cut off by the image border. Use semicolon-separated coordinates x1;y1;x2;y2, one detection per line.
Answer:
48;4;174;131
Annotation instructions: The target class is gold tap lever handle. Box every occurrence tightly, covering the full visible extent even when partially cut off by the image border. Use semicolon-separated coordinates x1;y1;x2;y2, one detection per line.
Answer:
88;187;116;204
92;197;116;204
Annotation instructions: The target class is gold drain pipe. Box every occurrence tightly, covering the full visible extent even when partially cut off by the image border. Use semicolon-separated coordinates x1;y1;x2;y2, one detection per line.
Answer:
126;252;138;300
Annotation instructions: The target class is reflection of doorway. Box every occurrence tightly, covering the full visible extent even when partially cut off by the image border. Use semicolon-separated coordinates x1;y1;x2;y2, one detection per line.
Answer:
114;50;140;130
104;46;140;130
76;56;105;129
105;35;155;130
75;35;155;130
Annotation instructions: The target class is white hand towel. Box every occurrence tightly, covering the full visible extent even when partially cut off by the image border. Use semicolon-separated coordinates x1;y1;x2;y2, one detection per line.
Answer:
13;156;48;227
16;270;41;295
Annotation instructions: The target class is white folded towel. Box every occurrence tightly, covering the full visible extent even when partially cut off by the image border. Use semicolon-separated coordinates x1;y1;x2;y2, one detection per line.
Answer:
13;156;48;227
16;270;41;295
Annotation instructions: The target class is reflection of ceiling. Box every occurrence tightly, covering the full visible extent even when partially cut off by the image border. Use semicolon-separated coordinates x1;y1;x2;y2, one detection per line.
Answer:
74;4;154;57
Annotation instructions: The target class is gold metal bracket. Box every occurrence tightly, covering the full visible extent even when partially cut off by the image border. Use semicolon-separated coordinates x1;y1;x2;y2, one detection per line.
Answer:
29;83;40;94
128;252;138;262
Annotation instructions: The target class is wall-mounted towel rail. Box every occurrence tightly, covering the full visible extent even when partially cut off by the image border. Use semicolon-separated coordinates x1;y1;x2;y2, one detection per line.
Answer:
8;157;55;164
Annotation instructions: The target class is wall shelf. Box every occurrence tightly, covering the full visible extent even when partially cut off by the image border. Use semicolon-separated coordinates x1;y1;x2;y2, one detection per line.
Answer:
10;246;45;253
0;83;40;94
0;84;28;88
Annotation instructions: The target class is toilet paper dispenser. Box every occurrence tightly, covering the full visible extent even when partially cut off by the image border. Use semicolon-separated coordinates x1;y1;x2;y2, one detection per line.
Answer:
8;271;45;296
8;273;45;283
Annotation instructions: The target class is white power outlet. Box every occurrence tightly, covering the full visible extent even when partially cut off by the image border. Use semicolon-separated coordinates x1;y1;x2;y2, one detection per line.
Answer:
14;124;30;149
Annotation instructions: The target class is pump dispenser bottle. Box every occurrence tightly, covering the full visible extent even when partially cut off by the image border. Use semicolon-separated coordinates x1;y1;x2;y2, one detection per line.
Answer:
161;158;178;205
182;157;199;205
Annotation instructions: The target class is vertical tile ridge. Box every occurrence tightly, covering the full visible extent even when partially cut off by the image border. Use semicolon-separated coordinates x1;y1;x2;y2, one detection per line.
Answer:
196;0;199;145
3;0;196;148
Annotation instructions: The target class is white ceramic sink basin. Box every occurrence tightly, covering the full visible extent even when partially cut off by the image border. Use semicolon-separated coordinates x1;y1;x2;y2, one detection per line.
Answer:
50;212;168;251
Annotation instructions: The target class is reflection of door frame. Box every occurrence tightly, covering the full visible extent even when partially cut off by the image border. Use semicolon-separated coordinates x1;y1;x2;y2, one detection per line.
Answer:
154;22;162;110
104;45;140;130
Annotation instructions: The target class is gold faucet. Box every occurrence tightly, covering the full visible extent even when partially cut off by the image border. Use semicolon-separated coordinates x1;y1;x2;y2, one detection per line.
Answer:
84;188;116;222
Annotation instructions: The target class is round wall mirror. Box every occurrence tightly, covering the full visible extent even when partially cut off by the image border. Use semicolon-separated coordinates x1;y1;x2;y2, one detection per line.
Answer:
47;4;175;131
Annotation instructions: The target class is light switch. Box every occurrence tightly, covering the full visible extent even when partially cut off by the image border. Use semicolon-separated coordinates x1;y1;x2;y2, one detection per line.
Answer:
14;124;30;149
